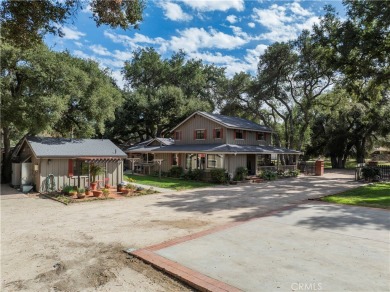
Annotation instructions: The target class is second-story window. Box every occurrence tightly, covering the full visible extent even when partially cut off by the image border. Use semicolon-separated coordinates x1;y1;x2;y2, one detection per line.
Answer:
195;129;206;140
257;132;265;140
214;128;222;139
235;130;244;139
175;131;181;140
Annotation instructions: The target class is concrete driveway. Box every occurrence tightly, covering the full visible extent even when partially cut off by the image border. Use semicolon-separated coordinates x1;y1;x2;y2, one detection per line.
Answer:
132;202;390;291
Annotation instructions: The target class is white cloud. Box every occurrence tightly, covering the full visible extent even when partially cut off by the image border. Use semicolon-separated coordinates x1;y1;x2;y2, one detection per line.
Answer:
170;27;248;52
73;50;90;59
188;51;238;64
161;1;192;21
90;44;112;56
181;0;244;12
111;70;126;89
248;22;255;28
226;15;237;24
252;3;319;42
289;2;312;17
62;26;86;40
104;31;166;52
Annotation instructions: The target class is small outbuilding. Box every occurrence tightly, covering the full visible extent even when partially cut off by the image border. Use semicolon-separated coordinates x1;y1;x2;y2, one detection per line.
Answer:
12;136;127;192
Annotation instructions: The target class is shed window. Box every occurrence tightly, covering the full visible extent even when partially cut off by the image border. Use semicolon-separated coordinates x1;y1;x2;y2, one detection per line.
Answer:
74;161;89;176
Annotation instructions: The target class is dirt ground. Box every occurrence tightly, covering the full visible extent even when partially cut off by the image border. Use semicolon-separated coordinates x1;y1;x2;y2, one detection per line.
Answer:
1;170;357;291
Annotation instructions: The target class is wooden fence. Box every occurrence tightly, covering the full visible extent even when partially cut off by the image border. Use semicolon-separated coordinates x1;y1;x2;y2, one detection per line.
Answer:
355;164;390;181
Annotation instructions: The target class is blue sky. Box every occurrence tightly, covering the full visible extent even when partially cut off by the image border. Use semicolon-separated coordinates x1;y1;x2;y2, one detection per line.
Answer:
46;0;345;88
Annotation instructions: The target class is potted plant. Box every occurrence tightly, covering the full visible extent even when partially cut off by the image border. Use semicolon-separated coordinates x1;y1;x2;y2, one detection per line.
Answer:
92;189;103;197
117;183;123;192
77;188;85;199
104;177;110;189
89;164;104;190
125;184;136;195
85;187;91;196
102;188;110;198
62;185;73;196
68;187;77;197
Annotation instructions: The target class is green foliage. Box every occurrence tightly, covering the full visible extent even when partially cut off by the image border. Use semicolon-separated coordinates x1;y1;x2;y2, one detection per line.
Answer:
210;168;227;184
169;166;184;178
108;48;226;143
78;188;85;194
361;167;380;181
185;169;205;181
261;170;278;181
1;41;123;182
321;183;390;209
89;164;104;182
62;185;74;195
234;167;248;181
124;174;214;191
1;0;145;48
102;188;110;198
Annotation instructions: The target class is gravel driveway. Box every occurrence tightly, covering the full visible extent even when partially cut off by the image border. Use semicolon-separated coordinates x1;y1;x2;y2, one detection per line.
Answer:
1;170;358;291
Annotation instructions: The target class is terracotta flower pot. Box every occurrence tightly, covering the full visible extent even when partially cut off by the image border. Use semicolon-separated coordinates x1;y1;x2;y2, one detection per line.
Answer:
77;193;85;199
121;189;129;195
85;190;91;196
92;190;102;197
68;191;77;197
90;182;97;190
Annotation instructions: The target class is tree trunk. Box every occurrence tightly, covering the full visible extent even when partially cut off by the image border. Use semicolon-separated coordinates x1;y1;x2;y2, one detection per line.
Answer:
355;138;366;164
1;127;12;183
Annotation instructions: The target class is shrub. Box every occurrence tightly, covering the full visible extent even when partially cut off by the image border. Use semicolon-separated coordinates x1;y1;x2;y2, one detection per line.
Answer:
235;167;248;181
102;188;110;198
169;166;184;178
362;166;380;181
184;169;205;181
210;168;227;184
127;177;136;183
288;170;299;177
261;170;277;181
277;169;285;176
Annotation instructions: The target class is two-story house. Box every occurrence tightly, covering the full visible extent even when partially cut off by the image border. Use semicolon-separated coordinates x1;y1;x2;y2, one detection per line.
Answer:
126;111;300;177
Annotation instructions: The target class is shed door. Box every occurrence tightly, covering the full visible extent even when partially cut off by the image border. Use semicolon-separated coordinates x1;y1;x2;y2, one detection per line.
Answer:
21;163;33;185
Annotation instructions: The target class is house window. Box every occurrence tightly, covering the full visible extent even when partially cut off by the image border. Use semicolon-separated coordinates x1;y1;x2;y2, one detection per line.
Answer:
207;154;223;168
175;131;181;140
235;130;244;139
185;153;205;169
214;128;222;139
257;132;265;140
195;129;206;140
73;160;89;176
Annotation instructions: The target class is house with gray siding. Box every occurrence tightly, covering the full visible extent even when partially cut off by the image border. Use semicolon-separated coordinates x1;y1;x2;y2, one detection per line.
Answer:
126;111;300;178
12;137;127;192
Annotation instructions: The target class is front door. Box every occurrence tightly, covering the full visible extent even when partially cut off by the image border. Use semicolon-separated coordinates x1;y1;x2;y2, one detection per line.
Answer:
21;162;33;185
247;154;256;175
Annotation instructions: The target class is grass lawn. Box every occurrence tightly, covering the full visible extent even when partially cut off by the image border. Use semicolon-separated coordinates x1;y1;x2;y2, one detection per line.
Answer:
125;174;215;191
321;183;390;209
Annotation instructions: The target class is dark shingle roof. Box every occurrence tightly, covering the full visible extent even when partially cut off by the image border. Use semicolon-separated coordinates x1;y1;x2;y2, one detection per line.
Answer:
27;137;127;158
171;111;272;132
126;142;300;154
200;112;272;132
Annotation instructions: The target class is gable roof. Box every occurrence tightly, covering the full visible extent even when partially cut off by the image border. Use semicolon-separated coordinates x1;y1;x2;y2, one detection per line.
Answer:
146;137;174;146
25;136;127;158
171;111;272;132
